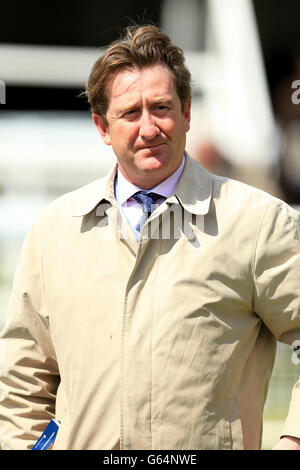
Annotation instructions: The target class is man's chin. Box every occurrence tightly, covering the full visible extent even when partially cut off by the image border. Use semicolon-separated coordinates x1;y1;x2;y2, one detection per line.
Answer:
137;151;171;171
139;161;169;176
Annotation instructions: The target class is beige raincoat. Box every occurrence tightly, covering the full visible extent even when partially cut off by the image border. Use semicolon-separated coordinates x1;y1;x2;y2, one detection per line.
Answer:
1;154;300;450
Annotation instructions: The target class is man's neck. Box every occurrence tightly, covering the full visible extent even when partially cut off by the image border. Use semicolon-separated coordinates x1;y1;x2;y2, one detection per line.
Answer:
117;156;186;191
115;156;186;202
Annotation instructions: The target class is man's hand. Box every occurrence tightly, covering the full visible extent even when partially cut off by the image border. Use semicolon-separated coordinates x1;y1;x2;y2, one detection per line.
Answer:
272;436;300;450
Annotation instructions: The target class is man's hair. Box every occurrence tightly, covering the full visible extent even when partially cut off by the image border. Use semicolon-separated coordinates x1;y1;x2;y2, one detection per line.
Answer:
84;24;192;123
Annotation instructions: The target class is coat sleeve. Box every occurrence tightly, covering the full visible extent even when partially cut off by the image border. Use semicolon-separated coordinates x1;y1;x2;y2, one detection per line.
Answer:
253;197;300;438
0;218;60;450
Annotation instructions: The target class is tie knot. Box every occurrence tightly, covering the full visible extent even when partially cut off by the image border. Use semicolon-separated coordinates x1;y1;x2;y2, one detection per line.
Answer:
132;191;162;214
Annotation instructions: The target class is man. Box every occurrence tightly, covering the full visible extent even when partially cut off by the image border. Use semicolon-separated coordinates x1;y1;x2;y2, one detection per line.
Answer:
0;24;300;450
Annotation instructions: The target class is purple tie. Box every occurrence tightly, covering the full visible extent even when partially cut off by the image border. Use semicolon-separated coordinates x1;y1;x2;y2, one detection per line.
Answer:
132;191;162;217
132;191;163;231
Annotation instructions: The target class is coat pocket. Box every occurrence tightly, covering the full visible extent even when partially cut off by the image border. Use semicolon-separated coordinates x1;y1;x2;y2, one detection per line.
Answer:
206;397;243;449
225;397;244;450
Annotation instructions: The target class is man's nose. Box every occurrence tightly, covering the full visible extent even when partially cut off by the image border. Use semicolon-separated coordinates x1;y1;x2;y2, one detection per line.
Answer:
139;111;160;140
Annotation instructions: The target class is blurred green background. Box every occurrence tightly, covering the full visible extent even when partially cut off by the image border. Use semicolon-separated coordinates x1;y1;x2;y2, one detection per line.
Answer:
262;343;300;449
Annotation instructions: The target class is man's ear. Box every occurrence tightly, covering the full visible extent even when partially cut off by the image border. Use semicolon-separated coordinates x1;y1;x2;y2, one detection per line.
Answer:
92;113;111;145
184;100;191;133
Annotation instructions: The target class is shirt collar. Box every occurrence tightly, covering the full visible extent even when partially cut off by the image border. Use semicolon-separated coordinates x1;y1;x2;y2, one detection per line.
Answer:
115;155;186;206
72;152;212;217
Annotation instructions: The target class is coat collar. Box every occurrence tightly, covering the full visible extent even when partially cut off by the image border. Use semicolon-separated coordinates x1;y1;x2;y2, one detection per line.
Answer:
72;164;117;217
72;153;212;217
172;152;212;215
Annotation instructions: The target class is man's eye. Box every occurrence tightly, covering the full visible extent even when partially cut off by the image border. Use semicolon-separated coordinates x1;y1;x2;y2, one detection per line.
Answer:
124;109;138;118
156;106;169;114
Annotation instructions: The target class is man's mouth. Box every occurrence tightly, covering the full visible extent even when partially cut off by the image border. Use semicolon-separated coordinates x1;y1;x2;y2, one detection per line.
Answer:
137;143;166;150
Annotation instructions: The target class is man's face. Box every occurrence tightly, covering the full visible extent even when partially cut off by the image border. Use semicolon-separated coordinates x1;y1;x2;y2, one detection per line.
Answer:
93;64;191;189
